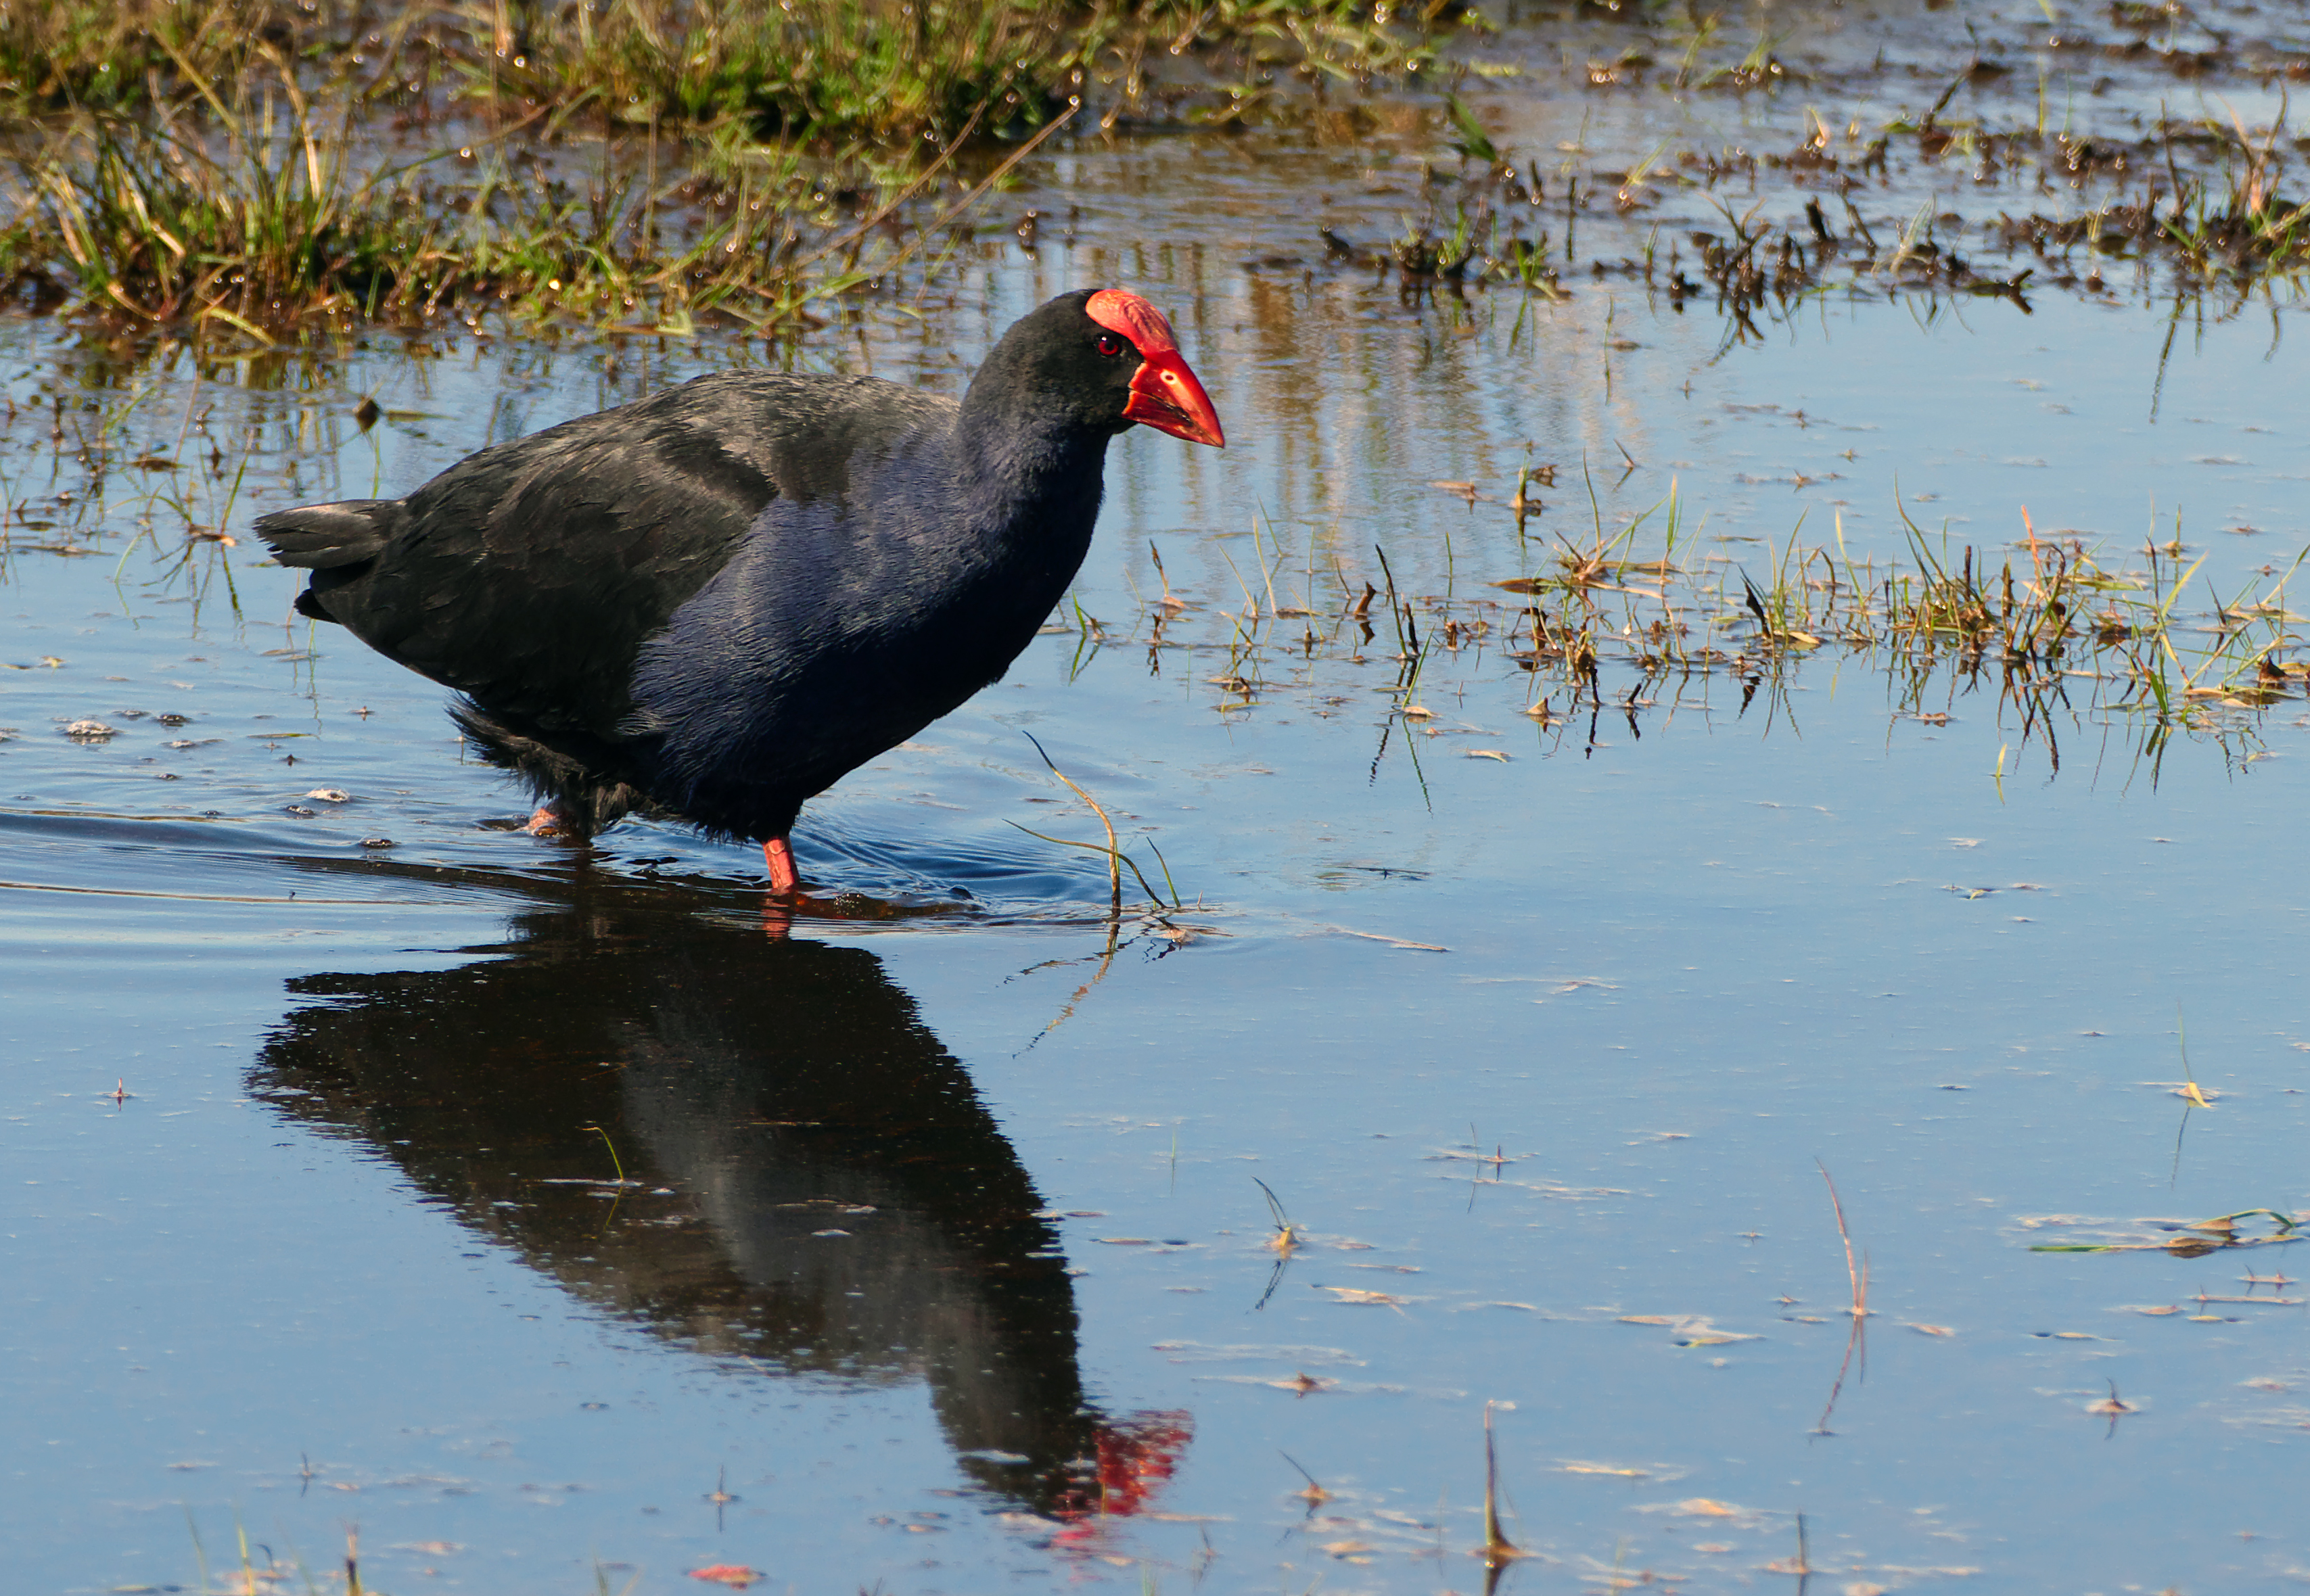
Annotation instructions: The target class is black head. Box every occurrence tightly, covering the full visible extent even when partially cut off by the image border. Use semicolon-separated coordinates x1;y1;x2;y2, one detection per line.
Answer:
967;288;1224;448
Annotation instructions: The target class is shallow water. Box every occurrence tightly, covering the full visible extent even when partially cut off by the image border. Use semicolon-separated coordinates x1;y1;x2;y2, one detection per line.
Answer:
8;12;2310;1592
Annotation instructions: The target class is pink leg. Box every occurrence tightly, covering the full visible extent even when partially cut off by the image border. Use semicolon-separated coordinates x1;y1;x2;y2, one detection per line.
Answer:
763;835;798;894
524;801;565;836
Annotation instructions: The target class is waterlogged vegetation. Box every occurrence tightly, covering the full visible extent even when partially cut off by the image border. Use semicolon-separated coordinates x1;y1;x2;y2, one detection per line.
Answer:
0;0;1469;333
0;0;1460;130
7;3;2310;1593
0;0;2307;339
1132;489;2310;809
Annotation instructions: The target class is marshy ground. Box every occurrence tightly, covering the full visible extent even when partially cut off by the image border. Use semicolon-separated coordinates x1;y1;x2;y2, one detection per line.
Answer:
5;1;2310;1592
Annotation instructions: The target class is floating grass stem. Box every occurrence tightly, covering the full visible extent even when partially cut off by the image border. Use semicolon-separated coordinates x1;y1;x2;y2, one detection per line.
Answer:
1280;1451;1331;1507
1015;730;1178;917
1480;1401;1521;1568
2175;1002;2212;1109
1817;1158;1868;1320
579;1124;622;1183
1253;1176;1299;1254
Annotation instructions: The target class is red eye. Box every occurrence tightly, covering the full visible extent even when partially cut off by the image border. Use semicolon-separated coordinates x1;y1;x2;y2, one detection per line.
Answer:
1096;332;1126;357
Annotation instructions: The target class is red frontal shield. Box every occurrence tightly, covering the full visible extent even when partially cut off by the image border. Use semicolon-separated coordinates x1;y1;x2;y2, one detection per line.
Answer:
1087;289;1225;448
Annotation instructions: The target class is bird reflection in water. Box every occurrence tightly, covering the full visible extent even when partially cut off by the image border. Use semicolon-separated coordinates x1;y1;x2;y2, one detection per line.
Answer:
252;885;1188;1528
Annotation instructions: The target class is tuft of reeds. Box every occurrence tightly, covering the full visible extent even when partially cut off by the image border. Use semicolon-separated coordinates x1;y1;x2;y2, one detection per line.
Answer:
20;51;415;331
468;0;1087;143
0;0;289;112
469;0;1471;141
5;69;944;334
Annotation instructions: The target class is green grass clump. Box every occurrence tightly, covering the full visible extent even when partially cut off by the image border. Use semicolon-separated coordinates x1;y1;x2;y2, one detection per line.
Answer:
24;62;398;328
480;0;1084;141
0;0;1469;140
0;0;1473;335
461;0;1466;143
0;0;306;111
9;49;894;334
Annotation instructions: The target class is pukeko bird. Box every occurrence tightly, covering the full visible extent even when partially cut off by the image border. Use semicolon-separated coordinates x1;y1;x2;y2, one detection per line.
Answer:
256;288;1224;893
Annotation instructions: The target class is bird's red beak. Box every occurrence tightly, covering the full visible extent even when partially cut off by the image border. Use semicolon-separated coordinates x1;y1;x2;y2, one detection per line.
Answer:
1123;351;1225;448
1088;288;1226;449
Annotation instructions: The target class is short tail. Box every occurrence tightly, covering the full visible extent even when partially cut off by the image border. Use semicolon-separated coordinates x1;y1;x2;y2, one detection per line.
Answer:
254;499;403;569
254;499;405;622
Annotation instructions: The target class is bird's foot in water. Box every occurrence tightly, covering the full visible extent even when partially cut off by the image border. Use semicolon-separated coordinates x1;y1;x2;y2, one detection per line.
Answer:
524;802;569;837
763;835;798;895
